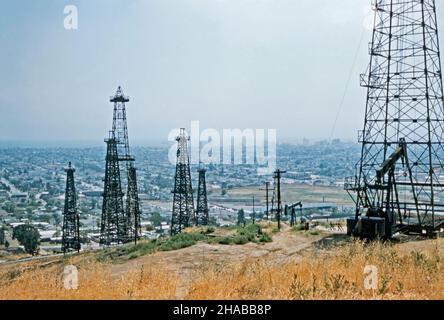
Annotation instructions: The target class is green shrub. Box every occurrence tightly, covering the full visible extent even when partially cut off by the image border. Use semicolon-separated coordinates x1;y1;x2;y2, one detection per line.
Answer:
159;232;206;252
292;224;306;232
203;227;215;234
96;226;273;262
233;235;249;245
259;232;272;243
128;253;140;260
217;237;233;245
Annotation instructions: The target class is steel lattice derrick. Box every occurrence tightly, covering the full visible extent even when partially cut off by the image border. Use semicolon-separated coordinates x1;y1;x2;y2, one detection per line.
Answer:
271;169;286;230
195;168;209;226
109;86;141;243
351;0;444;232
171;128;194;235
110;86;133;164
100;136;126;245
126;165;141;244
62;162;80;253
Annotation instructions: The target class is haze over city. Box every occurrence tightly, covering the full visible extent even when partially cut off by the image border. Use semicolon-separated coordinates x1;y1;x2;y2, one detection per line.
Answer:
4;0;437;144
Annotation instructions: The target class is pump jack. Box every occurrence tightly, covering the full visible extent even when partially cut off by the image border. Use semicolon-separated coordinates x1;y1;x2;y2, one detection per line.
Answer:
350;138;420;239
284;202;303;227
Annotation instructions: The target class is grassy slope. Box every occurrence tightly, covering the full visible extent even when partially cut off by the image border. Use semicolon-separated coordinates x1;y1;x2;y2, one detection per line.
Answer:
96;224;272;263
1;225;443;300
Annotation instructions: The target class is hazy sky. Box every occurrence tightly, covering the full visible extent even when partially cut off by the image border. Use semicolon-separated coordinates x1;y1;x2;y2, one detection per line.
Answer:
1;0;443;145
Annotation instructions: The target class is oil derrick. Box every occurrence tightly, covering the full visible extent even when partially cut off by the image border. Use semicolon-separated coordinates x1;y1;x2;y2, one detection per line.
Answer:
251;196;256;224
271;169;286;230
171;128;194;235
100;136;125;245
109;86;141;243
260;182;271;220
346;0;444;238
111;86;132;164
195;168;209;226
62;162;80;253
126;166;141;244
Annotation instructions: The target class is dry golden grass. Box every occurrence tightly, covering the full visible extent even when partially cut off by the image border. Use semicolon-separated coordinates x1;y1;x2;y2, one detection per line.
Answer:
0;239;442;300
0;260;178;300
186;240;444;300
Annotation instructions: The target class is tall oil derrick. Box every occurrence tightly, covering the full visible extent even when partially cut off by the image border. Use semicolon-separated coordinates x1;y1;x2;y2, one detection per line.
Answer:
100;135;125;245
126;166;141;244
346;0;444;238
62;162;80;253
260;182;271;220
195;168;209;226
251;196;256;224
109;86;141;243
111;86;132;164
171;128;194;235
271;169;286;230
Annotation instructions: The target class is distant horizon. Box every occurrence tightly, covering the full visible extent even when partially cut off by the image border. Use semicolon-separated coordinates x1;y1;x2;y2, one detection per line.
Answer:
0;0;392;142
0;136;358;148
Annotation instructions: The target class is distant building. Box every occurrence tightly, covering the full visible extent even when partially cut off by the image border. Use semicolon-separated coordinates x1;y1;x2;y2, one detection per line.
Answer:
82;191;103;197
155;222;170;234
0;209;9;218
10;192;28;202
39;230;57;242
0;190;9;199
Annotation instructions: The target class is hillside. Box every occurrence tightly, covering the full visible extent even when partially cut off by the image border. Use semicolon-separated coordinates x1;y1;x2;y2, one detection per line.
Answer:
0;223;443;300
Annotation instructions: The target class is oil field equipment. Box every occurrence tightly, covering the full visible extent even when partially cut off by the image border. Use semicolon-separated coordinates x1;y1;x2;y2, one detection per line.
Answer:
100;135;125;245
271;169;286;230
195;167;209;226
285;201;303;227
260;181;271;220
101;87;141;245
62;162;80;253
171;128;195;235
346;0;444;239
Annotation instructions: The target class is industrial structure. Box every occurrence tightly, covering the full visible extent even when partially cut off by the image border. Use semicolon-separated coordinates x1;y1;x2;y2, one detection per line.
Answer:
100;87;141;245
100;136;125;245
271;169;286;230
346;0;444;238
285;201;303;227
171;129;195;235
126;166;141;244
61;162;80;253
251;196;256;224
260;182;271;220
195;167;209;226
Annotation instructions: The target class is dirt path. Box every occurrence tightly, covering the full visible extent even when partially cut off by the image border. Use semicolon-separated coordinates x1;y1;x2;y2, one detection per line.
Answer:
396;236;444;256
111;230;329;298
2;228;441;299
